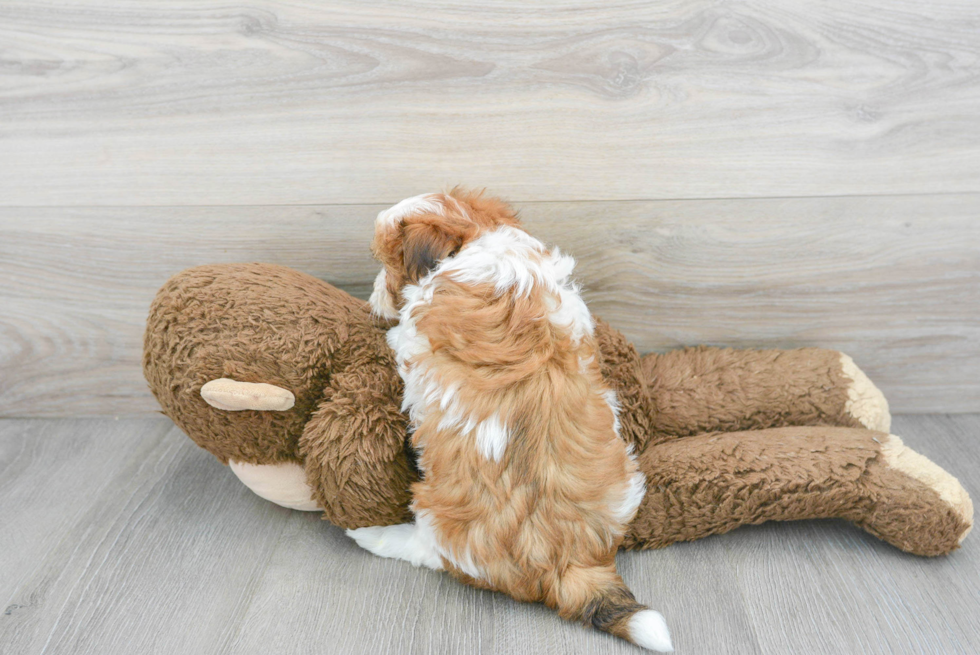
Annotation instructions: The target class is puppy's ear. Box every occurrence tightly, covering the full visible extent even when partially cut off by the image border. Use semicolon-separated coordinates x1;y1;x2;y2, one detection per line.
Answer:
402;222;462;283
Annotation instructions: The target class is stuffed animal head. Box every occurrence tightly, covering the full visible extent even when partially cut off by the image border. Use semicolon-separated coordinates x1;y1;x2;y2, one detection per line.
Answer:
369;189;521;319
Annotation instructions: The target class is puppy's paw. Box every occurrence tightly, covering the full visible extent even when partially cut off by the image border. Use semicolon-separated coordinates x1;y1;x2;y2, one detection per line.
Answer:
346;524;443;570
346;525;405;558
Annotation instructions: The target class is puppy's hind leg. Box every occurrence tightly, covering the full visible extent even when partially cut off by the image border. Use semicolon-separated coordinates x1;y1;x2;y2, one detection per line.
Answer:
346;523;444;571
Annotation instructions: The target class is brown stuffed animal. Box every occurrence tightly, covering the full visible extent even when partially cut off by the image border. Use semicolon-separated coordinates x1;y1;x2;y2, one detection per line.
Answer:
143;263;973;557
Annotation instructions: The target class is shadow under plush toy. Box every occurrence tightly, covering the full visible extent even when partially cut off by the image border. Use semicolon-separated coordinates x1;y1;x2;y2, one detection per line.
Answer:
144;259;972;559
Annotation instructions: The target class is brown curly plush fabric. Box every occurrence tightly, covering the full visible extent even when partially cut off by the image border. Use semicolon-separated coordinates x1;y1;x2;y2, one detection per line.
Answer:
628;427;972;555
144;263;366;464
639;346;863;443
144;263;973;556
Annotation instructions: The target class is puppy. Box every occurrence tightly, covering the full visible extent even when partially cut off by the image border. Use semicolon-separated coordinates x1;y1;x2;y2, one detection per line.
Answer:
348;190;672;652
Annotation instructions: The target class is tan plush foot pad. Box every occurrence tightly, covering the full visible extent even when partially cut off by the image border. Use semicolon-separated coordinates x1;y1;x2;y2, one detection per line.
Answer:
839;354;891;433
228;460;320;511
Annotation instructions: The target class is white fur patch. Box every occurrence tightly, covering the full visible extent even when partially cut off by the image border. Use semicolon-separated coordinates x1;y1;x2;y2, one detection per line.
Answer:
610;470;647;524
628;610;673;652
346;522;444;570
546;281;594;345
369;268;399;319
839;353;891;432
475;414;510;462
438;226;595;342
607;395;644;524
376;193;444;229
383;270;443;435
228;461;319;511
386;287;435;424
603;389;622;436
440;226;547;296
437;406;477;433
387;267;481;438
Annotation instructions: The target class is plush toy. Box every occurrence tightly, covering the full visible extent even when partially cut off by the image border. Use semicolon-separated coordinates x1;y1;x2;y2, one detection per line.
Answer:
143;263;973;556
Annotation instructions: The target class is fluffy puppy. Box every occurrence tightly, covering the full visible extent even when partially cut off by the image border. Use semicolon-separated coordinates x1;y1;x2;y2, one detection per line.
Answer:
348;190;672;652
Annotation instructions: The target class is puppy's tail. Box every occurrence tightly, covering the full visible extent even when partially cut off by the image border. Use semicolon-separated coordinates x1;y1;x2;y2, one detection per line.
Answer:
557;568;673;652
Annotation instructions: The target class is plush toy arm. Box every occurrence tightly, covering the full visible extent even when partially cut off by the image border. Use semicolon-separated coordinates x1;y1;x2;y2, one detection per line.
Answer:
299;359;418;530
638;347;891;442
623;426;972;556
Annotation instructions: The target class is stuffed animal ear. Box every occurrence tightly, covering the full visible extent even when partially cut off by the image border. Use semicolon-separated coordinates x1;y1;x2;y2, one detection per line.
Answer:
401;222;462;283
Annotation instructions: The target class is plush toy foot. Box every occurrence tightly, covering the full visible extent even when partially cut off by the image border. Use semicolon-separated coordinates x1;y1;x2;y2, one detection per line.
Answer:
626;426;972;556
227;460;320;511
201;378;296;411
838;354;891;432
867;434;973;551
346;523;444;570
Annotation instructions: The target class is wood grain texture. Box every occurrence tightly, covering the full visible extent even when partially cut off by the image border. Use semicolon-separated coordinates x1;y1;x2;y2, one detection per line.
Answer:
0;414;977;654
727;413;980;655
1;194;977;417
1;0;979;205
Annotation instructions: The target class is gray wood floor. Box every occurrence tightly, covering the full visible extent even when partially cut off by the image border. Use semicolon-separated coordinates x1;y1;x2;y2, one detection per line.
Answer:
1;414;977;654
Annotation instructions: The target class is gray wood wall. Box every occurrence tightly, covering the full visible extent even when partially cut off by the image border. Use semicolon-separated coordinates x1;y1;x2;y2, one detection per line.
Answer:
1;1;978;416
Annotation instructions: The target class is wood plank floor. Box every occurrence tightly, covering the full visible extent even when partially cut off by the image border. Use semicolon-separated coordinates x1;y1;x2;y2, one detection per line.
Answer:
1;414;977;654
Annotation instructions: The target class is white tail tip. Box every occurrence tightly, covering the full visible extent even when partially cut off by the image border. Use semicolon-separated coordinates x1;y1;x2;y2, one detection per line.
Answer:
629;610;673;652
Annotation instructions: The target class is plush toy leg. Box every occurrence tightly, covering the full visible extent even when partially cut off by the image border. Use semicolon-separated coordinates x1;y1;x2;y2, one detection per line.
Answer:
637;347;890;443
624;426;972;556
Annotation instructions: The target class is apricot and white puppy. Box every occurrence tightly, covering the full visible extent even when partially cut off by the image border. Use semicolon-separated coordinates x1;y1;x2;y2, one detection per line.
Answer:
348;190;672;652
